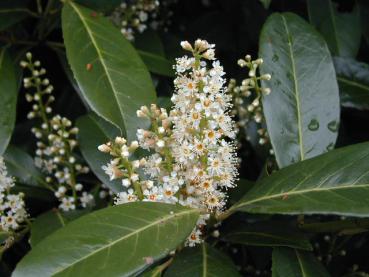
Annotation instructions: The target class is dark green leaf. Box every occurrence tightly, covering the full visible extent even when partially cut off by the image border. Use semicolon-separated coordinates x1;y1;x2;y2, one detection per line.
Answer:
230;142;369;217
0;48;18;155
54;48;91;110
272;248;329;277
3;145;44;187
76;113;121;192
74;0;121;13
223;221;312;250
259;12;340;168
259;0;271;9
334;57;369;110
30;209;90;247
137;50;174;77
307;0;361;58
13;202;199;277
62;2;156;140
134;31;174;77
0;0;31;31
228;179;255;204
165;243;241;277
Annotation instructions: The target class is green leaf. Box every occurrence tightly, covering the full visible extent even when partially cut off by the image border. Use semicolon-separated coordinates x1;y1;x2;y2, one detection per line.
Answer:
0;0;31;31
229;142;369;217
333;57;369;110
53;48;91;110
137;50;175;77
307;0;361;58
222;221;312;250
259;0;271;9
62;2;156;141
0;48;18;155
165;243;241;277
3;145;44;187
259;12;340;168
135;30;174;77
75;0;121;13
272;248;329;277
76;113;121;192
30;209;90;247
13;202;199;277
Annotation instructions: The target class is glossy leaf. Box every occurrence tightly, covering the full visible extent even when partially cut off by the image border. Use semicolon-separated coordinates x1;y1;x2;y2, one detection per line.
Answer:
222;221;312;250
62;2;156;140
272;248;329;277
0;48;18;155
75;0;121;12
334;57;369;110
13;202;199;277
165;243;241;277
230;142;369;217
76;113;121;192
259;12;340;168
3;145;44;187
30;209;90;247
307;0;361;58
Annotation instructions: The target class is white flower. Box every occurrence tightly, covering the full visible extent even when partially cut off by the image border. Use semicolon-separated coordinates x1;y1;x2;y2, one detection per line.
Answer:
115;189;137;204
59;197;75;211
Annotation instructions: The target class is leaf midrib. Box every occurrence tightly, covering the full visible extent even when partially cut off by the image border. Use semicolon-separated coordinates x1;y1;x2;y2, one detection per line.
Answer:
281;15;305;161
337;77;369;92
53;208;197;276
69;2;125;131
295;250;308;277
202;243;207;277
233;183;369;211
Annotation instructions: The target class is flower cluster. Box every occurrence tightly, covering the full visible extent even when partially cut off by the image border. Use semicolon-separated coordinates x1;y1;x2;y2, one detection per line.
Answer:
20;53;94;212
227;55;272;148
99;40;238;246
0;157;28;233
110;0;174;40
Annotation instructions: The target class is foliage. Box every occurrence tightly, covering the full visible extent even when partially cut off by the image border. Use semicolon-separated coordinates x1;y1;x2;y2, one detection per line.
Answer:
0;0;369;276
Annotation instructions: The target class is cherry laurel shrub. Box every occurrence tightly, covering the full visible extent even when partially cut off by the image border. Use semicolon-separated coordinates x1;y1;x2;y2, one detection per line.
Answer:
0;0;369;276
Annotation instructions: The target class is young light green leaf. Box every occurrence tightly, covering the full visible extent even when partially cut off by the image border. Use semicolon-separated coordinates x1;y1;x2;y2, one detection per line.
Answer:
13;202;199;277
62;2;156;141
3;145;44;187
222;221;312;250
165;243;241;277
334;57;369;110
259;12;340;168
307;0;361;58
272;248;329;277
0;48;18;155
76;113;121;192
229;142;369;217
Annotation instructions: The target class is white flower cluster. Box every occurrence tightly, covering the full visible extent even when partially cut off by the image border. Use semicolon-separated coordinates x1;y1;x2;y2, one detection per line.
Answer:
227;55;272;147
111;0;174;41
20;53;94;212
0;157;28;233
99;40;238;246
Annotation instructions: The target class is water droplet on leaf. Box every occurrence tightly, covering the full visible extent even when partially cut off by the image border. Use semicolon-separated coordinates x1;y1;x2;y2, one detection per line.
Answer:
308;119;319;131
327;120;338;132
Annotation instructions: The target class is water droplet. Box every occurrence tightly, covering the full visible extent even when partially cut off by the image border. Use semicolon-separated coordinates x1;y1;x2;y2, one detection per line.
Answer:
272;54;279;62
327;120;339;132
326;143;334;151
308;119;319;131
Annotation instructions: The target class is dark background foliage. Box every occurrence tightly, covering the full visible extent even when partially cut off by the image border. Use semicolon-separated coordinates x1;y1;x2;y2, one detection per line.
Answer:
1;0;369;276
